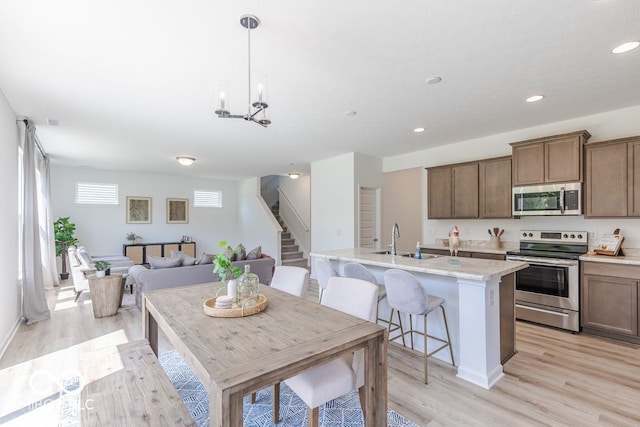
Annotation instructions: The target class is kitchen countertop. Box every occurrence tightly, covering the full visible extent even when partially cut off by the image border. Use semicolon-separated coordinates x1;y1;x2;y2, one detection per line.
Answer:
579;253;640;266
311;247;527;281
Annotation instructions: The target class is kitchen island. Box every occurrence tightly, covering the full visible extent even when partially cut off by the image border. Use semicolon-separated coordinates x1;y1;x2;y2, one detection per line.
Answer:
311;248;528;389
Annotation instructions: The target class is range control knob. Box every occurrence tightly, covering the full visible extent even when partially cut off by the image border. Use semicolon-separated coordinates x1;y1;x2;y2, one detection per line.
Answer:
563;234;568;238
570;234;575;239
522;232;527;237
528;232;533;237
577;234;583;239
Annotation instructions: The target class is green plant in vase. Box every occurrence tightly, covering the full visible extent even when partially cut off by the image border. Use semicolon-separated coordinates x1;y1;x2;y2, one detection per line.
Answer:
93;260;111;278
213;240;242;297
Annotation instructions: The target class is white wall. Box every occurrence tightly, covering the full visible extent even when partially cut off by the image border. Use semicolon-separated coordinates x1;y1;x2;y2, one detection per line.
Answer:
0;90;21;357
50;166;240;256
382;104;640;250
279;175;311;227
237;177;281;263
311;153;356;251
310;153;384;252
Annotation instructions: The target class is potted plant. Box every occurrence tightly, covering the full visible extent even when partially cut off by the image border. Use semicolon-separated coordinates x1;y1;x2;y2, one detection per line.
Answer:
93;260;111;278
54;216;79;280
126;232;141;244
213;240;242;297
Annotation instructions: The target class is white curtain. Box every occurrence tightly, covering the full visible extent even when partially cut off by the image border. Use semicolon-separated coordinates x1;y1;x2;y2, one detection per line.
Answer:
20;120;51;324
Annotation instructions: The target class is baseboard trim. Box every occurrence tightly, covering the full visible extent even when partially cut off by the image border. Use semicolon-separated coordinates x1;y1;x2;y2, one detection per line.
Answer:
0;315;23;361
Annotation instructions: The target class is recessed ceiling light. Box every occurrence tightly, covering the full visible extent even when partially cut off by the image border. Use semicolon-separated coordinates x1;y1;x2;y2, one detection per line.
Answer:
414;127;426;133
526;95;545;103
345;110;357;116
176;156;196;166
425;77;442;85
611;41;640;54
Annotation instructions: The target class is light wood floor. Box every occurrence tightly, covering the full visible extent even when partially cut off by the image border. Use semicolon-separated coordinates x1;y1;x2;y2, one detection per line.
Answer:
1;281;639;426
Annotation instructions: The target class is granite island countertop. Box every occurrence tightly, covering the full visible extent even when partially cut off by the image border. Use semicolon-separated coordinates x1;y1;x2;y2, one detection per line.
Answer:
311;247;527;282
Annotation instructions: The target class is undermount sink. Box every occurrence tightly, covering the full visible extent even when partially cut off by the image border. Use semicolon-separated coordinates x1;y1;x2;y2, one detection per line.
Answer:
372;250;439;259
401;253;439;259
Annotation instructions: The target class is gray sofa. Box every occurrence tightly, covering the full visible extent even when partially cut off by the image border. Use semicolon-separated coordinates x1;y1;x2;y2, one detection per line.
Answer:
131;255;275;308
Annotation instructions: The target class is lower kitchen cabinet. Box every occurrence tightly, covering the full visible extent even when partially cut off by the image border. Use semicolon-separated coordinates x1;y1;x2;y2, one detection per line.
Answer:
581;262;640;344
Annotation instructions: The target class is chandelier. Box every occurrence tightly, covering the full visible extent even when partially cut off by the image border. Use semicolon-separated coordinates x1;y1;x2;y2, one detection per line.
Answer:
215;15;271;127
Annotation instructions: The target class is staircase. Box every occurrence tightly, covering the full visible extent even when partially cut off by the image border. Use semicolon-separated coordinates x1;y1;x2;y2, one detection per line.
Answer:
272;204;308;268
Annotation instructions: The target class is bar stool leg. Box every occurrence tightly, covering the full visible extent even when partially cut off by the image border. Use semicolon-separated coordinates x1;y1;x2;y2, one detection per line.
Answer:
423;315;429;384
409;313;415;350
441;305;455;366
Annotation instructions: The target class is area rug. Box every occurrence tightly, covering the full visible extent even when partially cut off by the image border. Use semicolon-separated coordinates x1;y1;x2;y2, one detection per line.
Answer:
159;350;418;427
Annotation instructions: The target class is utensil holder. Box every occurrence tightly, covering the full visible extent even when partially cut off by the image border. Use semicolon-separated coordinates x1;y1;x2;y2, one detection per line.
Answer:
490;236;501;249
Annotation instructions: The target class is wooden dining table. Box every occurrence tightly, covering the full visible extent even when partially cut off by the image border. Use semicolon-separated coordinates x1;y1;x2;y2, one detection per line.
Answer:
142;282;388;427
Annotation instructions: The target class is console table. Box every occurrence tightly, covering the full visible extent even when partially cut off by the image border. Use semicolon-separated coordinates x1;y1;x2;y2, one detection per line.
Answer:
123;241;196;265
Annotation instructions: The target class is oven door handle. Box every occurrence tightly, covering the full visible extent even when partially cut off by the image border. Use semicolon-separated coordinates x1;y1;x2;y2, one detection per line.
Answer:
506;256;577;267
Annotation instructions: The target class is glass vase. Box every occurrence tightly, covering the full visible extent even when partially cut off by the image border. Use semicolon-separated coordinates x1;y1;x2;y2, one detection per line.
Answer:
237;265;259;307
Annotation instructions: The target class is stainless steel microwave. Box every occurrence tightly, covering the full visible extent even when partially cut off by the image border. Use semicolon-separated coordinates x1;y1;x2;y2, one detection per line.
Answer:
512;182;582;216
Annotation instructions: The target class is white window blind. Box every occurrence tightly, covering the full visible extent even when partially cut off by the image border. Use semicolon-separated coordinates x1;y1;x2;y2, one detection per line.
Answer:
194;190;222;207
76;182;118;205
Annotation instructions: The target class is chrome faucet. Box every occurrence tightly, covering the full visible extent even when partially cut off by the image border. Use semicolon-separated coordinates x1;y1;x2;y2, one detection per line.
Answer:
390;223;400;256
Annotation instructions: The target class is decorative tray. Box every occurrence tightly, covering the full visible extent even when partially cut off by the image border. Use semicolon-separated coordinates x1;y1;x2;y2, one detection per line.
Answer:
203;294;268;318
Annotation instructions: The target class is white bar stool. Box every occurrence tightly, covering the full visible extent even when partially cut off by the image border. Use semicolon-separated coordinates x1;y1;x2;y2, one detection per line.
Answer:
343;263;390;326
383;268;454;384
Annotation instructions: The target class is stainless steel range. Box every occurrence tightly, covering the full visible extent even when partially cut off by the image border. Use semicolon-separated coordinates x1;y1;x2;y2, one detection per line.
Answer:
506;230;588;332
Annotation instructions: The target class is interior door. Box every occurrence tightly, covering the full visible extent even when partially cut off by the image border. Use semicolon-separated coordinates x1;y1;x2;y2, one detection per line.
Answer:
359;187;378;248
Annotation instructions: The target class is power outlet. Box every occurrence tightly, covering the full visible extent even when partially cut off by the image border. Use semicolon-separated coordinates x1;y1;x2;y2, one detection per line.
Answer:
428;227;436;235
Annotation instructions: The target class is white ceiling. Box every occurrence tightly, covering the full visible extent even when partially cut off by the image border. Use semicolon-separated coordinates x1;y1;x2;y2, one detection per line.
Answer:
1;0;639;180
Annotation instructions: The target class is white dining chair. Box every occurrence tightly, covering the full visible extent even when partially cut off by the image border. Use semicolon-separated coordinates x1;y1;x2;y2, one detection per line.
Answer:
276;276;378;426
313;257;337;302
270;265;309;298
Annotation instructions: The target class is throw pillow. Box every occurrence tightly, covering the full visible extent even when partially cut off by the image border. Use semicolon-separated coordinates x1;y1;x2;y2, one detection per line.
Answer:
246;246;262;260
148;255;183;269
224;247;236;262
195;252;214;265
181;255;197;266
235;244;247;261
170;250;184;259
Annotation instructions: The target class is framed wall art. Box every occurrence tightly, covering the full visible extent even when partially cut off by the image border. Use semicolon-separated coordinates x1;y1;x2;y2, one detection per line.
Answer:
126;196;152;224
167;198;189;224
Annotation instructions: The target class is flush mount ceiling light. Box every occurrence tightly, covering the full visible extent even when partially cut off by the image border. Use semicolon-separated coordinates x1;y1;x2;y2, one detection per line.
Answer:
176;156;196;166
526;95;545;103
288;172;301;179
611;41;640;54
425;76;442;85
414;127;426;133
214;15;271;127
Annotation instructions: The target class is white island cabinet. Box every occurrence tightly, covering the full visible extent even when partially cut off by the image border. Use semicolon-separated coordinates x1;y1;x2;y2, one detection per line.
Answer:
311;248;528;390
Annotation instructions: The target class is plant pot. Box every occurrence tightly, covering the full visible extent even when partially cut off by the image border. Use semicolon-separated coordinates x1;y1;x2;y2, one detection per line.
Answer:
60;272;70;280
96;271;106;278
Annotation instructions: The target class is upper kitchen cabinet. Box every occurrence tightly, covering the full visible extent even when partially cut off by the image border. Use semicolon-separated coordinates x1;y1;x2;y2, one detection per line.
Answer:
585;135;640;217
479;156;512;218
427;166;453;218
427;156;511;219
510;130;591;186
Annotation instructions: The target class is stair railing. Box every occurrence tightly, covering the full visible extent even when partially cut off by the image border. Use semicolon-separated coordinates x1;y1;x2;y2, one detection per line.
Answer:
277;188;310;262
